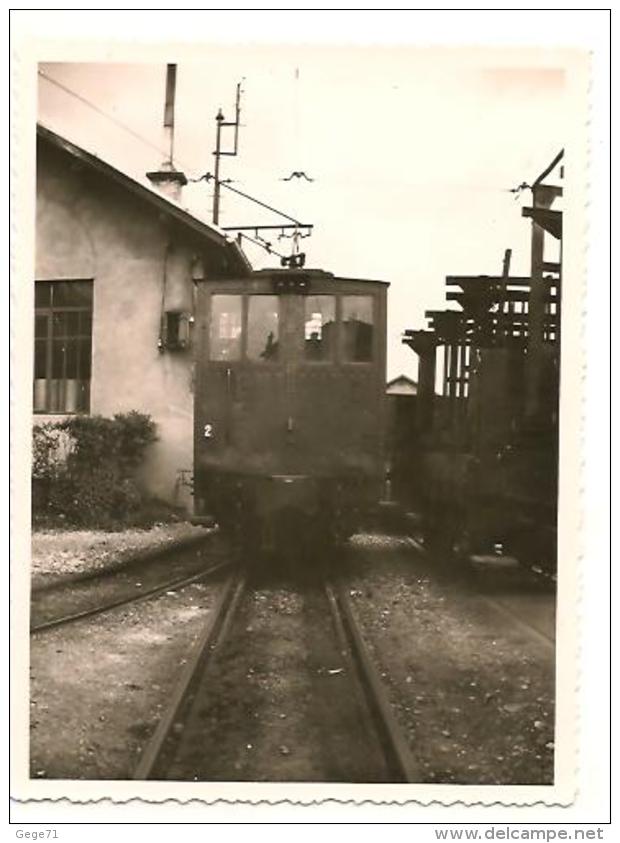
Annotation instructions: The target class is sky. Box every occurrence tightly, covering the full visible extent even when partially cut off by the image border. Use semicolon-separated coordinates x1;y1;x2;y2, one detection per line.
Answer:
37;47;570;379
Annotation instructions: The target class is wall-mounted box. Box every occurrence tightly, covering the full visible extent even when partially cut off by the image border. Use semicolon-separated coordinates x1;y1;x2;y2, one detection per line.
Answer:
160;311;192;351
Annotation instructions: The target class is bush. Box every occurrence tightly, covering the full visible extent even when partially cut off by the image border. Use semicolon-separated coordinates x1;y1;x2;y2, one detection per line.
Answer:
32;411;157;528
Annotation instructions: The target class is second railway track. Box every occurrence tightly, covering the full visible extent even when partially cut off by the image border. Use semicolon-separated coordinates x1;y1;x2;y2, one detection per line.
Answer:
31;560;234;633
402;535;556;650
133;565;419;783
30;534;233;633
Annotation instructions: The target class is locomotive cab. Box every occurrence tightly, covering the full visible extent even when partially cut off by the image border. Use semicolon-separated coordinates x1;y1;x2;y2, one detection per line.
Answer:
193;268;388;554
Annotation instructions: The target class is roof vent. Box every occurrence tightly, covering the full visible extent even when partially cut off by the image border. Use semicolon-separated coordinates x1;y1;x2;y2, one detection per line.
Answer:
147;64;187;203
147;162;187;203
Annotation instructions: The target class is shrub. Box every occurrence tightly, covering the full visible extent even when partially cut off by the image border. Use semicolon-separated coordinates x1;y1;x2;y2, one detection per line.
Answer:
32;411;157;528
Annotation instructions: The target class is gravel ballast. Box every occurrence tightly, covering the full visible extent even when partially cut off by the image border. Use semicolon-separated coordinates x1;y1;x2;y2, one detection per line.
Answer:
345;533;555;785
30;577;225;780
31;523;210;590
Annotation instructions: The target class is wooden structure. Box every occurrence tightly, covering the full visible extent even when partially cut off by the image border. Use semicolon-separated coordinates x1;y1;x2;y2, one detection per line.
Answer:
402;151;563;566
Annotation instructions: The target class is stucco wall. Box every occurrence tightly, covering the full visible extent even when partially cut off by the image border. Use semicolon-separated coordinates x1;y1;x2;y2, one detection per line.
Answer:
35;142;205;510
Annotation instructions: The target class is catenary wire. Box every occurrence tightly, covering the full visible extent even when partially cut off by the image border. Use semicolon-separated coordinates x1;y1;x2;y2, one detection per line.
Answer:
38;70;199;176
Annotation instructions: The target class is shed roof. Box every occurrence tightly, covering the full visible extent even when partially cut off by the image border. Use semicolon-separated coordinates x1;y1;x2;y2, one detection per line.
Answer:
37;123;252;276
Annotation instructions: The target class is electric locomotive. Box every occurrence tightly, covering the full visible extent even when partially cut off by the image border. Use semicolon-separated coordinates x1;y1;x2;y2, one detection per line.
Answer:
193;268;388;554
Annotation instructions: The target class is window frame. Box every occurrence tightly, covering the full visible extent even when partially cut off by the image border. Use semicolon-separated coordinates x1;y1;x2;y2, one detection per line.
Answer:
246;293;281;364
208;292;245;363
302;293;337;365
33;279;94;415
205;288;378;367
207;292;283;365
339;293;376;365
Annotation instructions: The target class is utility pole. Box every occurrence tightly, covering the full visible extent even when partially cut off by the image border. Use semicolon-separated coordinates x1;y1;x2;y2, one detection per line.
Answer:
203;82;314;262
212;82;242;226
212;109;224;225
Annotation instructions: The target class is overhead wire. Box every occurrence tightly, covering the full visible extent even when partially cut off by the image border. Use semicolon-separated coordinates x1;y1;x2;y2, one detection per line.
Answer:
37;69;199;177
38;69;312;260
236;231;287;260
216;177;304;226
189;173;312;234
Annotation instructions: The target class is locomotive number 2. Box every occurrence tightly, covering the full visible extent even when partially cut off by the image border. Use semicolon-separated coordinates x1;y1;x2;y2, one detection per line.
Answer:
203;424;213;439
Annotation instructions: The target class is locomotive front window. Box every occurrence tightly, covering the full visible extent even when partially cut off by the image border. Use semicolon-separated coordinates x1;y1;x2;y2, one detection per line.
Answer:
304;295;336;361
247;295;280;361
210;295;242;361
342;295;374;362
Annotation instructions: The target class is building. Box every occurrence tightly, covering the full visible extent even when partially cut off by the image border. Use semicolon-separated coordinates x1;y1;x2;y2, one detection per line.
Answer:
385;375;418;504
34;123;251;510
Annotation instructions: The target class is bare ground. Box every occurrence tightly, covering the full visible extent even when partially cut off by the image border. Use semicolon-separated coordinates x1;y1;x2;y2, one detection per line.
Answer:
161;580;392;783
30;577;225;779
28;531;555;784
345;533;556;785
31;523;209;590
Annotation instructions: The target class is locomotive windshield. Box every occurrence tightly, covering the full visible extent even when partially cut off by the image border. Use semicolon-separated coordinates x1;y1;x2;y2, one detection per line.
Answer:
210;295;242;361
247;295;280;361
304;295;336;361
208;289;376;364
342;295;374;362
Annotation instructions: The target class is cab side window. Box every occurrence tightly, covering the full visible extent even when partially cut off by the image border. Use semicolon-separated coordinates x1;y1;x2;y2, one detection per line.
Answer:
342;295;374;362
210;295;242;361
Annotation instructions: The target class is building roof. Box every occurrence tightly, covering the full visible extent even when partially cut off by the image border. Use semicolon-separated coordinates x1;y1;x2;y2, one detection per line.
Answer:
37;123;252;276
386;375;418;395
533;148;564;187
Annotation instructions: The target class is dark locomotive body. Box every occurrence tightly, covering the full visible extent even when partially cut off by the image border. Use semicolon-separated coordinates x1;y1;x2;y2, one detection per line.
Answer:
193;268;388;553
401;152;563;572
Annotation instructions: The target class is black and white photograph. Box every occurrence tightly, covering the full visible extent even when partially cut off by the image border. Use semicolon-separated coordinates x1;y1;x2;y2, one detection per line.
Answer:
10;14;604;817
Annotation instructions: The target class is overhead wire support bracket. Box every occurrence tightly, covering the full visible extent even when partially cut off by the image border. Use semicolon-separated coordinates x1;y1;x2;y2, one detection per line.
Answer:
197;172;313;232
235;231;287;260
212;80;244;225
204;81;314;263
217;179;304;226
221;224;313;233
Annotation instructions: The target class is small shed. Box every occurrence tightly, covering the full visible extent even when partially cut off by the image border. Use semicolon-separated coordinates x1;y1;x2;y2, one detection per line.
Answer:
385;375;419;504
386;374;418;397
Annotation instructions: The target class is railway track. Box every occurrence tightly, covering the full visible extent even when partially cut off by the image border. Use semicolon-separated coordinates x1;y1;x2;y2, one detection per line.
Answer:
133;567;246;780
401;533;555;649
476;592;555;649
133;568;419;782
324;579;420;782
30;550;233;634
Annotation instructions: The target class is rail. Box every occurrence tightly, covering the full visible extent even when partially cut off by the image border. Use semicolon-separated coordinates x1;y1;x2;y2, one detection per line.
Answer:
31;560;234;634
325;579;420;782
133;567;247;780
132;564;419;782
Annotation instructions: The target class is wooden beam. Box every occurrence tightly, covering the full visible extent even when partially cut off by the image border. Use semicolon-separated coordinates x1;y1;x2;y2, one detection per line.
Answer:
446;275;531;285
522;207;562;239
